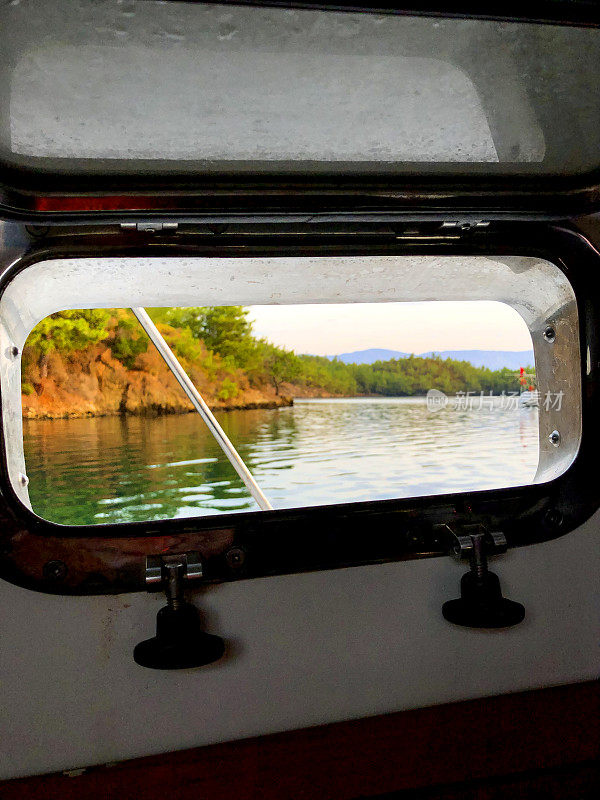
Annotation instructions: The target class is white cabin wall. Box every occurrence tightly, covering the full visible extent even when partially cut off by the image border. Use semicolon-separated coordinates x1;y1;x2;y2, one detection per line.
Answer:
1;512;598;780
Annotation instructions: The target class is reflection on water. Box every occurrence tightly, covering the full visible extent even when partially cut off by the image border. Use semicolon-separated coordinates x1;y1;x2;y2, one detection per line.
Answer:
23;398;539;526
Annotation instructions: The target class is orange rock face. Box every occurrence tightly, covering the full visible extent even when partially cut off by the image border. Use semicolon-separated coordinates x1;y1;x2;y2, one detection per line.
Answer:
20;344;292;420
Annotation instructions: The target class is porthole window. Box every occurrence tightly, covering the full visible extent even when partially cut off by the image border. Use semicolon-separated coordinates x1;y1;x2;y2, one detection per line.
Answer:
0;253;580;531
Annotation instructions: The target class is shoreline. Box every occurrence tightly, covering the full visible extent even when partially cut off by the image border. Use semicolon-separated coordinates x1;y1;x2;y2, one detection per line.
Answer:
20;336;524;422
21;395;294;421
21;391;523;420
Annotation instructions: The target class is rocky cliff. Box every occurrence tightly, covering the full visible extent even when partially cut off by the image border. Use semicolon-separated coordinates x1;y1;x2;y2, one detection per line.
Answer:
21;343;292;419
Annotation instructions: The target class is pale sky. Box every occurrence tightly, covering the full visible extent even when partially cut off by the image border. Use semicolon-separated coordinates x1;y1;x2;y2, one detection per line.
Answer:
246;301;532;356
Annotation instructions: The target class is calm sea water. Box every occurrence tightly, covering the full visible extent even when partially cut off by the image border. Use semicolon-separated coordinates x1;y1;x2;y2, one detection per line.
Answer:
22;398;539;526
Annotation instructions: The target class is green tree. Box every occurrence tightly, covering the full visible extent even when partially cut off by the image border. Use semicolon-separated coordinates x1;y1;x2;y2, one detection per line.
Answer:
217;378;240;401
109;310;149;369
148;307;208;338
263;345;301;395
26;309;110;377
148;306;260;370
200;306;258;368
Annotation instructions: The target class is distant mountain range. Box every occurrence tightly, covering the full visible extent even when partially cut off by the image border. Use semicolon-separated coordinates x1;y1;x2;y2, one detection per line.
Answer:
329;349;535;371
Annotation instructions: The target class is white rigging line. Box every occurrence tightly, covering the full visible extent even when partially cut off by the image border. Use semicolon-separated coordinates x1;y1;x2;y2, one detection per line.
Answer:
131;307;273;512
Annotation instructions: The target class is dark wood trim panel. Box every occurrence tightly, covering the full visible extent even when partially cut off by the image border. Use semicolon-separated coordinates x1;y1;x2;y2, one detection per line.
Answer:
1;681;598;800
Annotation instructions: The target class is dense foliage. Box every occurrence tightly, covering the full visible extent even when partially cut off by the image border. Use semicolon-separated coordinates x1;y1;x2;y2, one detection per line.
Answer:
26;309;111;356
109;310;149;369
23;306;531;398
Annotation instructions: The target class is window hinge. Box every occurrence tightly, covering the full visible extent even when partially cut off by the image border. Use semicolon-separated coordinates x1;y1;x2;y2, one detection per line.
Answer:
120;221;179;234
438;523;525;629
441;220;490;232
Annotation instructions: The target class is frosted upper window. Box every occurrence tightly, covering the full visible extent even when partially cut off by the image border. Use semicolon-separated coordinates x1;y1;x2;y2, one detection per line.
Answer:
1;1;599;176
10;47;498;163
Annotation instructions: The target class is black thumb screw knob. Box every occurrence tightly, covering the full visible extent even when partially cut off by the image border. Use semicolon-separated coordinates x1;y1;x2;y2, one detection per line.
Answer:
134;558;225;670
134;602;225;670
442;527;525;629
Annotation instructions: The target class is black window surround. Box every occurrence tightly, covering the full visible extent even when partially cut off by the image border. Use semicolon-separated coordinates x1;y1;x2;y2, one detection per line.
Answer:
0;217;598;596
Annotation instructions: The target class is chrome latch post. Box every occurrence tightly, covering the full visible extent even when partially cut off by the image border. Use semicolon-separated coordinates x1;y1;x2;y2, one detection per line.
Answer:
134;552;225;670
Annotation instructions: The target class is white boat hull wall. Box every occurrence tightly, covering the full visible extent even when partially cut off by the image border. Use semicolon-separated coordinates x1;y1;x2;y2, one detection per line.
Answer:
0;515;598;780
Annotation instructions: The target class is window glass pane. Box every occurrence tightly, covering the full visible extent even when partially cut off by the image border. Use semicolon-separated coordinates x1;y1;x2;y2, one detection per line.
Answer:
20;301;536;525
